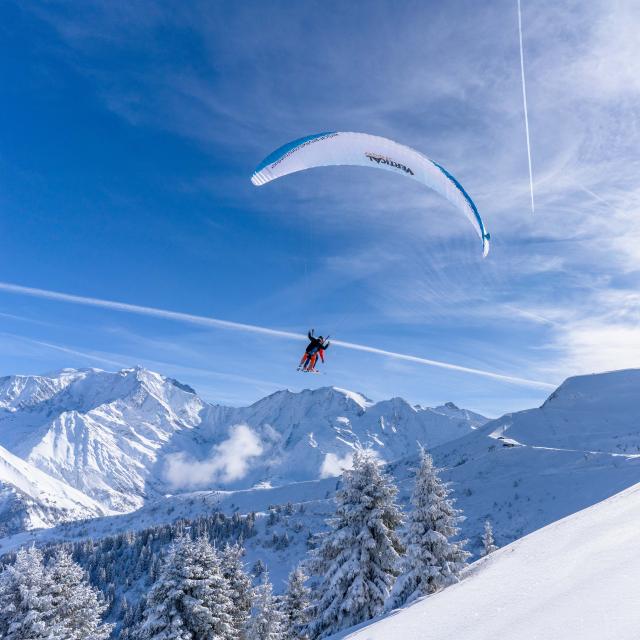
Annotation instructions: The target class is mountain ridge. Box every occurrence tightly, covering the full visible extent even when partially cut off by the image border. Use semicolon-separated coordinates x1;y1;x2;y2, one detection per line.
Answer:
0;367;486;532
1;367;639;603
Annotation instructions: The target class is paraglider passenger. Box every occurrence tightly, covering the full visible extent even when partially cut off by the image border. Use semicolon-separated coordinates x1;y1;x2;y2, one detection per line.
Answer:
298;330;330;372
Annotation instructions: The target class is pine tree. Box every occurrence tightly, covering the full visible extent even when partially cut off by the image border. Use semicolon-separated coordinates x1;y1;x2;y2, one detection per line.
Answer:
131;535;236;639
307;449;403;639
281;566;311;640
247;570;284;640
190;537;237;639
221;543;253;640
0;546;54;640
48;548;113;640
387;448;470;610
481;519;498;556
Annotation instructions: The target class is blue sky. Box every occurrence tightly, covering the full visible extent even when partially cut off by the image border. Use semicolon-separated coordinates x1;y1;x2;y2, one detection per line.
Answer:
1;1;639;416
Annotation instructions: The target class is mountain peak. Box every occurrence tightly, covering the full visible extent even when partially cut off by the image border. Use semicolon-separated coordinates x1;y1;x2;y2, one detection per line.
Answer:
251;386;373;413
0;366;486;529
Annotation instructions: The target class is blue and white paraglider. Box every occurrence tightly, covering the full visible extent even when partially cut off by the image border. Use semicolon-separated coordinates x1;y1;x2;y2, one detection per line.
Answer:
251;131;490;256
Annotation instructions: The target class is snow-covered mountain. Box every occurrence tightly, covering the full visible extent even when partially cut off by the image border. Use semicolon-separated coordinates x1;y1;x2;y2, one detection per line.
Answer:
1;364;640;638
3;364;640;588
423;369;640;549
209;386;486;487
0;367;485;532
0;443;110;535
486;368;640;452
334;479;640;640
0;368;207;514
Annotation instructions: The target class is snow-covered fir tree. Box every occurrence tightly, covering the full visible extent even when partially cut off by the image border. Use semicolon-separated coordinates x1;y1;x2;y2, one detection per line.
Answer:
307;449;403;639
221;542;253;639
247;570;285;640
387;447;470;610
56;507;256;631
481;519;498;556
280;566;311;640
48;548;113;640
131;535;236;639
0;546;54;640
190;537;237;639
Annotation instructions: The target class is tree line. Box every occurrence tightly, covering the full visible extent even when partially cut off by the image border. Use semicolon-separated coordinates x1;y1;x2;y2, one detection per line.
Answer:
0;447;499;639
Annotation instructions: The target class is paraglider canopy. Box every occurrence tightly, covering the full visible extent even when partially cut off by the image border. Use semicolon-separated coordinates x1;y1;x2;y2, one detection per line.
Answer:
251;131;490;257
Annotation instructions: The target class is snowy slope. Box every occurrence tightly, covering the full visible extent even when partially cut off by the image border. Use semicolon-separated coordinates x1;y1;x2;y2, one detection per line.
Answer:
3;367;640;556
335;481;640;640
0;444;110;534
0;474;339;556
0;367;208;513
0;367;483;530
484;368;640;452
388;368;640;551
0;369;82;410
3;365;639;570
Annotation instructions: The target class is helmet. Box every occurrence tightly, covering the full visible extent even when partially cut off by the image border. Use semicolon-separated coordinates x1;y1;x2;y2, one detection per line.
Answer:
318;336;324;341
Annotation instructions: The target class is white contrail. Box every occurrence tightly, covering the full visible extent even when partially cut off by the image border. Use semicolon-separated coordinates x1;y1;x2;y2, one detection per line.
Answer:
330;340;553;389
0;281;555;390
517;0;535;214
0;281;299;340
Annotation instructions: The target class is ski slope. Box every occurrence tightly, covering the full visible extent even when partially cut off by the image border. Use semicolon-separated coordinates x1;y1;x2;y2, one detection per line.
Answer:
336;481;640;640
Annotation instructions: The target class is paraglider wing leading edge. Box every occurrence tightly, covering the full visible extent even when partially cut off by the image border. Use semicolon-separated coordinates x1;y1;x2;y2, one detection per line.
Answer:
251;131;490;257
